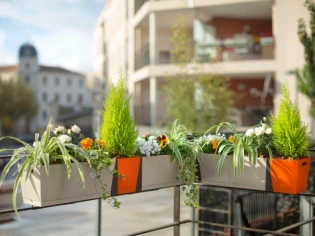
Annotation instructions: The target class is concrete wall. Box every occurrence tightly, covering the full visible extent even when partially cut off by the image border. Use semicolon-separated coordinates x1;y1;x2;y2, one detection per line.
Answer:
273;0;310;128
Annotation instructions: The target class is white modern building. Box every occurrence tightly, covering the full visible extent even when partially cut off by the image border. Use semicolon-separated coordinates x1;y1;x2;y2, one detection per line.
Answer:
0;43;93;134
94;0;311;129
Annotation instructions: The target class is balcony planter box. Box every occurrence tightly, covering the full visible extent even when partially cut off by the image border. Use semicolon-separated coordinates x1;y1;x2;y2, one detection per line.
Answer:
199;154;311;194
111;157;142;195
21;163;112;207
142;155;183;191
270;157;311;194
111;155;183;195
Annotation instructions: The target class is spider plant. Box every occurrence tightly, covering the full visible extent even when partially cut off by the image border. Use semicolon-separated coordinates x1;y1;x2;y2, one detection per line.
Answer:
153;120;200;208
206;122;259;176
0;120;89;217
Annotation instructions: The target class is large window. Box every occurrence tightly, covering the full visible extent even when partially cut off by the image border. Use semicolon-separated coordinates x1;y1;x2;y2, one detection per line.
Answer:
42;110;47;120
42;76;47;85
55;94;59;102
42;93;47;102
25;75;30;84
79;79;84;87
67;94;71;102
67;78;72;86
55;77;60;86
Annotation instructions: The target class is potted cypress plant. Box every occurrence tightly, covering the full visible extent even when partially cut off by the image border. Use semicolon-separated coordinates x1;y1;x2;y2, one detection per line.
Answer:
269;81;311;194
100;72;139;195
200;82;311;195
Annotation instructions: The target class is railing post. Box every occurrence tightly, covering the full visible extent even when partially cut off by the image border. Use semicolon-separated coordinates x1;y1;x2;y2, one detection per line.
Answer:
174;186;180;236
97;199;102;236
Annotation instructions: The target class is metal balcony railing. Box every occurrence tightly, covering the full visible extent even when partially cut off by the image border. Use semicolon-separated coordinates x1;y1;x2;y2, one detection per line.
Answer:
135;44;150;71
1;153;315;236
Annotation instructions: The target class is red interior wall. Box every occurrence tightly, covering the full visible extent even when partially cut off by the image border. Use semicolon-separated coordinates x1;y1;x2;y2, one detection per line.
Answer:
229;78;274;107
208;17;273;39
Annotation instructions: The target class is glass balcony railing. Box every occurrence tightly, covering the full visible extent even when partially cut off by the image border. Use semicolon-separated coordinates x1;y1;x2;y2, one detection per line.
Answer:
194;37;275;63
134;36;275;71
135;43;150;71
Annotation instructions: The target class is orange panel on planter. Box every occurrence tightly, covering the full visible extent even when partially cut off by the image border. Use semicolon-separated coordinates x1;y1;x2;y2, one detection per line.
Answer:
117;157;141;195
270;157;311;194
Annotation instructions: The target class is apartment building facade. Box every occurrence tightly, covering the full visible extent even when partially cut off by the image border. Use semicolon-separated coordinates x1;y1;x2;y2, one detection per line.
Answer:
94;0;311;129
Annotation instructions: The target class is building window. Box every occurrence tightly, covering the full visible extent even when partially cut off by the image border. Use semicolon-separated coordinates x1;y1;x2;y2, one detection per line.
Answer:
25;76;30;84
42;110;47;120
42;93;47;102
78;95;83;104
25;63;30;70
67;94;71;102
79;79;84;87
55;94;59;102
55;77;60;86
67;78;72;86
42;77;47;85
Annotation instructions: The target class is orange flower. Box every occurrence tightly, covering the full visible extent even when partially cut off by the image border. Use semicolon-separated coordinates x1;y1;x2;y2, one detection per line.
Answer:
80;138;93;150
96;139;106;149
228;135;235;143
211;139;219;149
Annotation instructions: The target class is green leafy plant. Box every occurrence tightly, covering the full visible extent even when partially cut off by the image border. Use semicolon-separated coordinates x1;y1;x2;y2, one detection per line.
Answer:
0;121;89;216
296;0;315;118
81;138;121;208
206;119;273;176
270;82;309;158
100;72;138;157
153;120;200;208
194;133;226;154
163;15;235;133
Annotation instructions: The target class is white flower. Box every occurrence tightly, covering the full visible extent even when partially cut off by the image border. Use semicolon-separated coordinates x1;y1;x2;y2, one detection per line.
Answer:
245;128;254;136
71;124;81;134
265;128;272;134
255;127;265;136
58;134;72;143
53;126;65;135
67;129;71;135
33;141;40;148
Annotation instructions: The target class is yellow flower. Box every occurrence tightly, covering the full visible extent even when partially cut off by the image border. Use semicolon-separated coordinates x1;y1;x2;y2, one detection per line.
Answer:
96;139;106;149
80;138;93;150
158;135;168;149
228;136;235;143
211;139;219;149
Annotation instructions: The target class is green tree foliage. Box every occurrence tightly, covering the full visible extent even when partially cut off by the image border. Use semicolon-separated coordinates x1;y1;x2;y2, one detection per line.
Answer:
270;82;309;158
0;78;38;134
296;0;315;118
100;72;138;157
163;15;235;133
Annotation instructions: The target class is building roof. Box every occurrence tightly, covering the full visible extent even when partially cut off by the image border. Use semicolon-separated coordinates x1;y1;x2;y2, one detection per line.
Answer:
19;43;37;58
0;65;18;72
40;66;84;76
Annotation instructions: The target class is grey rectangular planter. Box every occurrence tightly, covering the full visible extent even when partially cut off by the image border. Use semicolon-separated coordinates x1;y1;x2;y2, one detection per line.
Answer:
199;153;269;191
21;163;112;207
141;155;183;191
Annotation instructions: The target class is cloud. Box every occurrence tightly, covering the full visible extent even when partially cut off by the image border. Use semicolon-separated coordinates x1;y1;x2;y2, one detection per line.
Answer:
0;0;104;73
0;30;15;65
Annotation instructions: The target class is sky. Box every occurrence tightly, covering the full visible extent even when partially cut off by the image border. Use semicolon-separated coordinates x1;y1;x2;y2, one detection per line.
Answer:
0;0;105;73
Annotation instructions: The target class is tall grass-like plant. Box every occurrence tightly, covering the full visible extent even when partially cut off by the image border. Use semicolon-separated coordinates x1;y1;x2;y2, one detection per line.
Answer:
100;72;138;157
270;82;309;159
0;121;89;216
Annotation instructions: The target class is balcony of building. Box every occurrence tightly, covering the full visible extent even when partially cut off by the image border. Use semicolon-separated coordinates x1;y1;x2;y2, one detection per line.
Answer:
133;0;275;80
